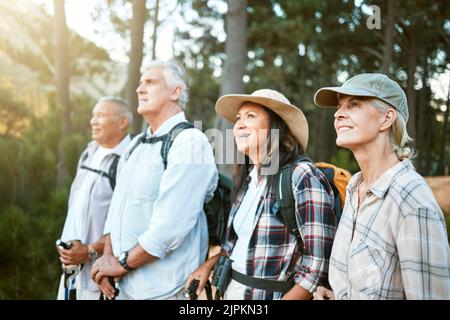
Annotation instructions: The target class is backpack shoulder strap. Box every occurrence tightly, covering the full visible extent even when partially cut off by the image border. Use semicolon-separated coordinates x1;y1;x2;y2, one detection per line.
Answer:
275;155;313;255
107;154;121;190
124;133;146;160
160;121;194;170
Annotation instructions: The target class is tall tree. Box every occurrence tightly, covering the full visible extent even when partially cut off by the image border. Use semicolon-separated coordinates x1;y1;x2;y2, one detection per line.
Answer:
151;0;160;61
126;0;147;133
172;0;224;128
141;0;160;133
53;0;71;187
381;0;396;75
438;81;450;175
215;0;247;176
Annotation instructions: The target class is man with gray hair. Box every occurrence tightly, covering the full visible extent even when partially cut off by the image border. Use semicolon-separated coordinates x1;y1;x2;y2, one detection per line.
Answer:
91;59;218;300
56;97;132;300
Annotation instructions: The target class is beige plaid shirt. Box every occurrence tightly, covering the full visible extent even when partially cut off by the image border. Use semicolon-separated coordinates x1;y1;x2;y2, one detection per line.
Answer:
329;159;450;299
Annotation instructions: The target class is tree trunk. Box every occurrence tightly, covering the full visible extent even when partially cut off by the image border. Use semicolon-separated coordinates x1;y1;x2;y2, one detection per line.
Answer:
438;81;450;175
126;0;147;134
406;34;418;144
141;0;160;133
214;0;247;177
53;0;71;187
420;55;433;175
313;109;336;162
151;0;159;61
381;0;395;75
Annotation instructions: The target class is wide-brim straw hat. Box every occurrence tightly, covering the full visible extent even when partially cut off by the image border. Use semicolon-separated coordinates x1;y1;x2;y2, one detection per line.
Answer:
215;89;309;151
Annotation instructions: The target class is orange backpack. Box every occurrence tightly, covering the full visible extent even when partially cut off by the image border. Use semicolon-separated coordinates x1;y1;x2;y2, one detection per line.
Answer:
315;162;352;209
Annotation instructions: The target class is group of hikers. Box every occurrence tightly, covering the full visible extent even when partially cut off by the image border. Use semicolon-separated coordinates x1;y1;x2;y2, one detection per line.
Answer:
56;59;449;300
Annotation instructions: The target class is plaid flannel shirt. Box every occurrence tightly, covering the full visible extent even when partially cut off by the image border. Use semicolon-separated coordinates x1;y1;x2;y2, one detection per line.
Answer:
329;159;450;300
222;162;337;300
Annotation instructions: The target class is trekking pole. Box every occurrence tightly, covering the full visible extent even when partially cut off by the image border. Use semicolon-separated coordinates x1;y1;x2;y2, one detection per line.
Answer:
56;239;80;300
99;277;120;300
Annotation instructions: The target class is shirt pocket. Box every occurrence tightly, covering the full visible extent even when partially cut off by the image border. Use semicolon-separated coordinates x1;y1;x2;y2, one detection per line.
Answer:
129;162;164;203
348;237;385;299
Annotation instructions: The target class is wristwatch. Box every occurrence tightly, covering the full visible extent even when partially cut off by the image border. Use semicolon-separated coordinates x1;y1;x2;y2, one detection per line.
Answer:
119;251;135;271
88;244;99;260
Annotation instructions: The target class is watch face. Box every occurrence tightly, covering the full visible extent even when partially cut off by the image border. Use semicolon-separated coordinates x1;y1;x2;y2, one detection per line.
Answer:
119;251;127;262
89;250;99;260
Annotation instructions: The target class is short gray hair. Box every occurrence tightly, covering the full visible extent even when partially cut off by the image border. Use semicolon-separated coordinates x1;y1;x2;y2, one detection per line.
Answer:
143;59;189;109
98;96;133;127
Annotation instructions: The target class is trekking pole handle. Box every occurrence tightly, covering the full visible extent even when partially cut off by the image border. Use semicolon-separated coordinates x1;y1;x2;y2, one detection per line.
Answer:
56;239;73;250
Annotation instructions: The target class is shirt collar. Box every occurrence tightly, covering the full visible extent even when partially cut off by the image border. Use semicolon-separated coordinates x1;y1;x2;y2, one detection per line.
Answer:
347;171;363;193
108;134;132;156
88;134;132;158
248;166;267;189
146;112;187;138
347;159;414;199
248;167;258;188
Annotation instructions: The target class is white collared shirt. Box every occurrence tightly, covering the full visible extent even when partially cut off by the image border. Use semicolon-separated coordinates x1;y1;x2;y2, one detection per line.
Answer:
230;167;267;273
61;134;131;291
104;112;218;300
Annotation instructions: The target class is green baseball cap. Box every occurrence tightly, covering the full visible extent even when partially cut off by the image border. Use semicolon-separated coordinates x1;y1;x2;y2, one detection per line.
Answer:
314;73;409;122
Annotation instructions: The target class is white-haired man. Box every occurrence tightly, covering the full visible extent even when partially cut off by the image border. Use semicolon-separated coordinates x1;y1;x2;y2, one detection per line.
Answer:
57;97;132;300
91;60;218;300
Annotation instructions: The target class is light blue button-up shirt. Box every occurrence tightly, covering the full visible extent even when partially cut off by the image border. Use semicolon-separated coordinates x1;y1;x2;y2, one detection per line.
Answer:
104;112;218;299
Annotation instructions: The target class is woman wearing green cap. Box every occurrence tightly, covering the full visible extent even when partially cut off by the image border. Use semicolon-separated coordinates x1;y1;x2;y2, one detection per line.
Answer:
184;89;337;300
312;73;449;300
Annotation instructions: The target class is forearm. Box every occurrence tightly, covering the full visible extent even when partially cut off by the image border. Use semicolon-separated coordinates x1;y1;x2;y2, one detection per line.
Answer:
102;234;113;256
88;234;108;255
126;243;223;271
204;249;227;271
282;284;313;300
126;243;159;269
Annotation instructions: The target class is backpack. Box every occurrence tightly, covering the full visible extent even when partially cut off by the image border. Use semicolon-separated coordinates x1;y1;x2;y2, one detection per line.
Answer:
80;152;120;190
275;155;351;255
127;121;233;246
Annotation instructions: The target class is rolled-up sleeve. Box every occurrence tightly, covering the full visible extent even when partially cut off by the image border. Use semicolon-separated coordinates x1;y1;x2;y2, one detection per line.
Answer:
292;164;337;292
138;130;218;259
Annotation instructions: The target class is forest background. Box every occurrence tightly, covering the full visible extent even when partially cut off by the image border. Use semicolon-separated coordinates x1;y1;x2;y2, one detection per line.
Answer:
0;0;448;299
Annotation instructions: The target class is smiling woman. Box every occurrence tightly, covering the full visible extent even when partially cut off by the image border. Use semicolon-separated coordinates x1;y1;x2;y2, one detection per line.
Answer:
334;95;398;154
185;89;337;300
313;73;450;300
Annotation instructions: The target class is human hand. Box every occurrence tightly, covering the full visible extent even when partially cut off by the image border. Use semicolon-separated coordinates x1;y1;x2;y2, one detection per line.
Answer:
313;286;335;300
184;262;214;298
91;254;126;284
99;277;120;300
57;240;89;265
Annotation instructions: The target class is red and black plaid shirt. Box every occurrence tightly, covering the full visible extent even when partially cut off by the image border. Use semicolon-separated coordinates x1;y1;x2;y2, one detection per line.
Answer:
222;162;337;300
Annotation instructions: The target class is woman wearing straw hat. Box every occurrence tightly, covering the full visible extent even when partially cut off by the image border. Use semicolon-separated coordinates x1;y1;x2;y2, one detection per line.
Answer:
312;73;449;300
184;89;337;300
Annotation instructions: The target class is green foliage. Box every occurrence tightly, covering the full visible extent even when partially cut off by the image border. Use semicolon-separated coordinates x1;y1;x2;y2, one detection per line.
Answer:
0;192;67;299
0;0;448;300
446;215;450;243
330;148;360;175
0;87;90;298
